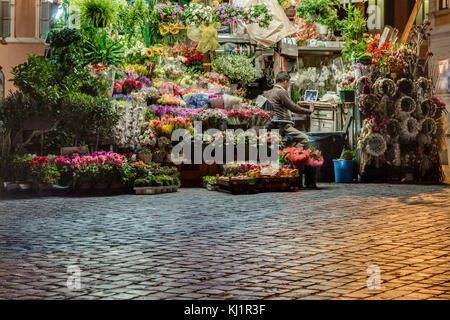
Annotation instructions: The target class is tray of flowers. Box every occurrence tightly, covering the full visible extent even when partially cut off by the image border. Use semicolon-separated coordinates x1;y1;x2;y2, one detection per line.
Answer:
133;176;180;195
218;176;259;195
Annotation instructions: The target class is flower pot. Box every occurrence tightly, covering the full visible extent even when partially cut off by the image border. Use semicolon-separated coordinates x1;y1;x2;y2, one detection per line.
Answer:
38;183;53;191
18;183;32;190
315;22;329;36
94;182;108;190
153;153;166;163
285;6;296;18
79;181;92;190
339;90;355;103
333;160;354;183
138;153;153;163
304;166;317;188
110;181;122;189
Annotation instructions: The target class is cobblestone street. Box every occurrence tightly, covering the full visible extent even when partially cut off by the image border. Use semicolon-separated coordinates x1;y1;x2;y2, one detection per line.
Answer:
0;183;449;300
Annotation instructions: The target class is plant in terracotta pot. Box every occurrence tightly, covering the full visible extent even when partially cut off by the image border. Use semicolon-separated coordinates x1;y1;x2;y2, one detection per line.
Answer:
29;156;60;191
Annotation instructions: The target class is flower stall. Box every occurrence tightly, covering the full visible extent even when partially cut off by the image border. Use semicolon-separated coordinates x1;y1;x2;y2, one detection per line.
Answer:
0;0;448;198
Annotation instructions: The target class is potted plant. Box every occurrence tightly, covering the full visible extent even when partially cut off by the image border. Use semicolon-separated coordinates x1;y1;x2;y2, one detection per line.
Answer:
138;147;153;163
13;154;33;189
72;0;120;28
152;149;166;163
29;156;60;191
296;0;341;36
338;79;355;103
74;163;97;190
202;176;218;191
333;149;356;183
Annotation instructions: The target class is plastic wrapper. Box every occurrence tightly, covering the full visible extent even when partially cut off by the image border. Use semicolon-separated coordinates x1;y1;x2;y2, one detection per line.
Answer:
183;93;211;109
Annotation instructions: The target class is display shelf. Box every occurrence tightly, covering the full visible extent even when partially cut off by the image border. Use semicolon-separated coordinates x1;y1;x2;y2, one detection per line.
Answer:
218;34;254;44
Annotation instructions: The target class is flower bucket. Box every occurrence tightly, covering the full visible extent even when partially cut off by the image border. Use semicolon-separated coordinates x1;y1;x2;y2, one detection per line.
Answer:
79;181;92;190
138;153;153;163
110;181;122;189
315;22;329;35
153;152;166;163
339;90;355;103
304;166;317;188
333;160;354;183
38;183;53;191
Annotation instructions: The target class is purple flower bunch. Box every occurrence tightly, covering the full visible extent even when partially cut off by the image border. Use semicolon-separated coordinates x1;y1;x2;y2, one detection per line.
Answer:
147;105;202;119
112;94;133;100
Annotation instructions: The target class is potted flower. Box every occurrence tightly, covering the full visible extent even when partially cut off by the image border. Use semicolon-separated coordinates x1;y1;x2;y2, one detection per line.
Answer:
138;147;153;163
152;149;166;163
333;149;355;183
202;176;218;191
296;0;341;35
29;156;60;191
74;163;97;190
338;79;355;103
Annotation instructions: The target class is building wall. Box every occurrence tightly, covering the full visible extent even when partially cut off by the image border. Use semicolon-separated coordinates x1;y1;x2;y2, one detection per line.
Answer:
0;0;46;96
429;0;450;164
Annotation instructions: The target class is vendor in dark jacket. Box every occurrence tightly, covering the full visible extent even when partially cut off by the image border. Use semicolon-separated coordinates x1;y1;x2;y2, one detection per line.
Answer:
263;72;314;148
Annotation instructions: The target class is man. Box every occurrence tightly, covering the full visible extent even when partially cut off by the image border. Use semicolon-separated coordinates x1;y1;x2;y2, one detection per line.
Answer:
263;72;314;148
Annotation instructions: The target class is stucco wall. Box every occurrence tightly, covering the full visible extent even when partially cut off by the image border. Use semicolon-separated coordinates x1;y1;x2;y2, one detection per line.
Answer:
0;43;46;95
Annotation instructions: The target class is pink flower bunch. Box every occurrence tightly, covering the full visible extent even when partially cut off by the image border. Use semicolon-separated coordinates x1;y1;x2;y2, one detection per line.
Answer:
55;156;71;167
199;72;230;87
70;152;126;169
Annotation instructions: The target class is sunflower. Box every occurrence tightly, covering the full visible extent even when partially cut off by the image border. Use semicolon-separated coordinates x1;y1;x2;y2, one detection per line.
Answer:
153;47;164;56
145;48;153;58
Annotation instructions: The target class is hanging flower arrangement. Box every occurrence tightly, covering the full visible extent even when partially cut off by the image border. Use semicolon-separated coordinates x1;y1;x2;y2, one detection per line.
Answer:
365;133;387;157
397;78;413;95
400;117;420;142
373;78;396;97
359;94;379;116
421;118;437;135
420;99;437;118
397;95;416;114
354;76;372;95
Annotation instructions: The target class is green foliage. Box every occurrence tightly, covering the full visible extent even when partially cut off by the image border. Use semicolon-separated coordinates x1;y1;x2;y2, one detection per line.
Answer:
296;0;341;30
341;5;367;63
11;55;61;111
61;92;119;146
30;164;60;185
83;29;125;67
202;176;217;185
12;154;33;182
116;0;150;42
340;149;356;161
72;0;121;28
48;27;83;48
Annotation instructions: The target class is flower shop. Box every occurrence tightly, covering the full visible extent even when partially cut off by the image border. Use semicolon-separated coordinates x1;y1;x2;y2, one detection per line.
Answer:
0;0;448;197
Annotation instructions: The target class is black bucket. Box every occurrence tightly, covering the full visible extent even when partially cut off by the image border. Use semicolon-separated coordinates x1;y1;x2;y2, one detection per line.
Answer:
307;132;345;182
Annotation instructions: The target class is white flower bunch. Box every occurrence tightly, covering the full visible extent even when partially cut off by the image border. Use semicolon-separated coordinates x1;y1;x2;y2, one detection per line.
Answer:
112;101;147;149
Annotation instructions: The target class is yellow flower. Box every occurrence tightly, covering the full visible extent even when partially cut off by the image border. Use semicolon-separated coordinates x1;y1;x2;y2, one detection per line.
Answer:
161;124;174;136
153;81;162;88
153;47;164;56
145;48;153;58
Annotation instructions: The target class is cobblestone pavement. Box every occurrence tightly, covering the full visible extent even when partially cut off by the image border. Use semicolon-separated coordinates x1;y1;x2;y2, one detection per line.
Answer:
0;183;449;300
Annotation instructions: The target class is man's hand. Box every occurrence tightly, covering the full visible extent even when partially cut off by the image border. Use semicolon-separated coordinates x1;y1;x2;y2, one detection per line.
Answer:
308;102;315;113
